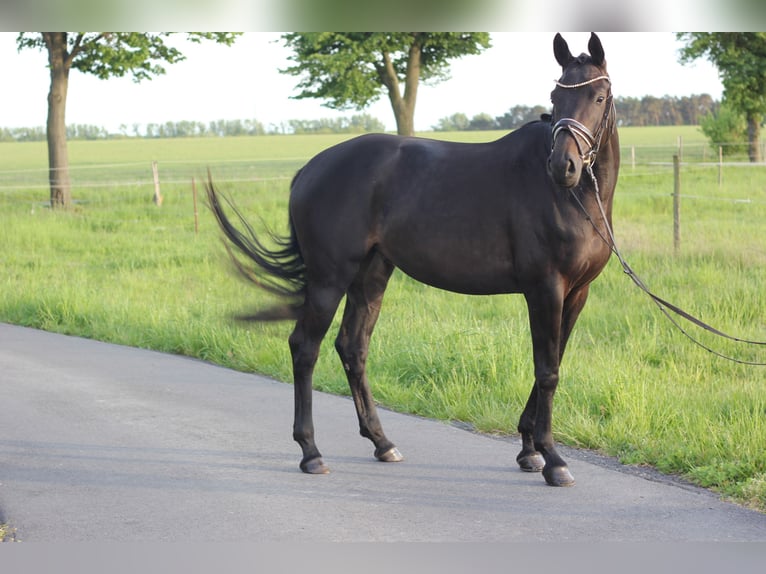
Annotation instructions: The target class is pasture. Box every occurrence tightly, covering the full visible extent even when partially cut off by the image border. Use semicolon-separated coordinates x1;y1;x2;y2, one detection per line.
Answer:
0;127;764;509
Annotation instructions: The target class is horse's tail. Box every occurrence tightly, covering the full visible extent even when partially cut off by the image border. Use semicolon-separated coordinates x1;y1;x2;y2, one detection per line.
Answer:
205;172;306;321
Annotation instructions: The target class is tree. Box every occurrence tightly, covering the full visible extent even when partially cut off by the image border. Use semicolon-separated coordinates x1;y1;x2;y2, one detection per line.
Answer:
677;33;766;162
699;103;748;157
468;112;496;131
494;105;549;130
433;112;470;131
280;33;491;137
16;32;240;208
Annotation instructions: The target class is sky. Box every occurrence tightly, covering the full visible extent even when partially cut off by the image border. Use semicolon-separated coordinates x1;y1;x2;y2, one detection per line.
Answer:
0;32;724;134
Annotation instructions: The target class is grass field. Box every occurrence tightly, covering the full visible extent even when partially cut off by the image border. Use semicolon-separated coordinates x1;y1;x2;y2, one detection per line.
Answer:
1;127;765;510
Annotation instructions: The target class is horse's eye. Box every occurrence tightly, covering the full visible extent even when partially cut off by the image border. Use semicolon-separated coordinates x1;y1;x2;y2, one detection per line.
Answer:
596;95;605;104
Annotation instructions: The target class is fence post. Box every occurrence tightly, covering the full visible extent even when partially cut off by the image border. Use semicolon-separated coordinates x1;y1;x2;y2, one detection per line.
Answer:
192;176;199;235
152;161;163;207
631;145;635;170
718;146;723;187
673;154;681;254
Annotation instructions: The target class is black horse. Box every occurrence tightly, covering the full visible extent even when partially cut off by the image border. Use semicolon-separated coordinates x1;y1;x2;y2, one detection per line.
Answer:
206;33;619;486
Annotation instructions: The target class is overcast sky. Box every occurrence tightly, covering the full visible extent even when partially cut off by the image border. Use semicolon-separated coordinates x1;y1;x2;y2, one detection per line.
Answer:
0;32;723;134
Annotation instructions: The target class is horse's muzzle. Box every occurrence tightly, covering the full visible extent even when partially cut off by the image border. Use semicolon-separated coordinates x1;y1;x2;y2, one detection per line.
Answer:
548;148;582;188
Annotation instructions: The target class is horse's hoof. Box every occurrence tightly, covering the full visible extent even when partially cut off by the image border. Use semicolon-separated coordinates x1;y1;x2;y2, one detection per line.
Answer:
300;457;330;474
517;452;545;473
375;446;404;463
543;465;575;487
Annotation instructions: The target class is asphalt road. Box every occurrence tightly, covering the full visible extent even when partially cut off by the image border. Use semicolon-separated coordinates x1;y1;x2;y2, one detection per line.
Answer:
1;322;764;542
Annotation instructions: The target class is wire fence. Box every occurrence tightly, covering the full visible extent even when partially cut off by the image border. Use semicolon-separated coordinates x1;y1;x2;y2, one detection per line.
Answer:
0;158;299;195
1;142;765;206
622;138;766;165
1;142;764;261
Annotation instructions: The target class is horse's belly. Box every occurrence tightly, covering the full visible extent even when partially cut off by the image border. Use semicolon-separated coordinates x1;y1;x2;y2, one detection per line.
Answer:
383;246;520;295
403;270;520;295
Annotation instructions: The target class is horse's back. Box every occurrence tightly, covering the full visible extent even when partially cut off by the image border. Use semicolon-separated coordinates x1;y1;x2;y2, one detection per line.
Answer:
286;124;561;294
289;133;402;201
290;123;551;207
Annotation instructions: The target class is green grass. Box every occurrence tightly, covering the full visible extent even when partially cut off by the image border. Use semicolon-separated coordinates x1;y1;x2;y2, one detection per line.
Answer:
1;129;765;511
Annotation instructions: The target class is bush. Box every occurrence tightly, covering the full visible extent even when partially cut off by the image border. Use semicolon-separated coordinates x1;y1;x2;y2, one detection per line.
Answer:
699;104;748;156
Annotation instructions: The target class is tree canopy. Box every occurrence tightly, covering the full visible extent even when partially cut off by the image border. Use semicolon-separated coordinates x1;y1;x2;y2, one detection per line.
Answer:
677;33;766;161
16;32;240;208
280;33;491;136
17;33;238;81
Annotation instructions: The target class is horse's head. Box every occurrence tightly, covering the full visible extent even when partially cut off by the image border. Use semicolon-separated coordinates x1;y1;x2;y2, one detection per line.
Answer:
548;33;614;188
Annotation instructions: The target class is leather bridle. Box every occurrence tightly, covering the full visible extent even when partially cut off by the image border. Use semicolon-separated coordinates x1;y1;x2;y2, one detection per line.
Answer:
551;74;614;167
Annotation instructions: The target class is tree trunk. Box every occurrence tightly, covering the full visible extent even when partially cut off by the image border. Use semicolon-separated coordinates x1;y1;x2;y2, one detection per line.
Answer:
746;112;762;162
378;38;421;137
391;99;415;137
398;39;421;137
43;33;72;209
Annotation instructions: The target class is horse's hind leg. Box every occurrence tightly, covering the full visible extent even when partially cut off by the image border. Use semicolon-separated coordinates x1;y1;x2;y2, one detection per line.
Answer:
290;285;345;474
335;251;403;463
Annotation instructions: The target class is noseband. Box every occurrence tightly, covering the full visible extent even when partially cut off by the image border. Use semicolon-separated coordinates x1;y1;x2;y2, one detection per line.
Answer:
551;75;614;167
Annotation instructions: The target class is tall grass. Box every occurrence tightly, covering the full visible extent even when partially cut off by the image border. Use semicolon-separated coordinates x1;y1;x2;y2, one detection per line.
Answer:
1;129;765;510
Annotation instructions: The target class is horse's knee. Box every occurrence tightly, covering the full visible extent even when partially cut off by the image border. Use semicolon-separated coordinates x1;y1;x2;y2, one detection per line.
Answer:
534;371;559;397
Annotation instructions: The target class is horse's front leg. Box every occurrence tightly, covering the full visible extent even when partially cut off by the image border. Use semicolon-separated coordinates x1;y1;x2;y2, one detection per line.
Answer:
517;284;590;473
516;386;545;472
520;285;575;486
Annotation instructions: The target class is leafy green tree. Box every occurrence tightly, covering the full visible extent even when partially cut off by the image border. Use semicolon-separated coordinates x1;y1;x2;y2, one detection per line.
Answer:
16;32;240;208
494;105;549;130
280;33;491;137
468;112;496;131
677;33;766;162
699;103;748;157
347;113;386;133
432;112;470;132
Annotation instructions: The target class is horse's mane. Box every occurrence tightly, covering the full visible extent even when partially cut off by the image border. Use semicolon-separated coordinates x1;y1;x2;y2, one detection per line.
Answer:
518;113;553;130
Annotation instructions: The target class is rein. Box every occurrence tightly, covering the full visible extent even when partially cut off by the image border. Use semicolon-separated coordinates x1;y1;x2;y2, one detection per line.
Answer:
575;163;766;366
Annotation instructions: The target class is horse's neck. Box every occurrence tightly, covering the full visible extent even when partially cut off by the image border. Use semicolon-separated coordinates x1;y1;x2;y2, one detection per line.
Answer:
583;134;619;220
595;133;620;197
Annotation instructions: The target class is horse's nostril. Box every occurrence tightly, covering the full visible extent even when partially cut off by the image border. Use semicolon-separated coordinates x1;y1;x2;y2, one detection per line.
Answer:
567;159;577;175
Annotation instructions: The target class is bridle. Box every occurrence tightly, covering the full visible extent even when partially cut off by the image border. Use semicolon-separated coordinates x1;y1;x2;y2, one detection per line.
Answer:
551;74;614;167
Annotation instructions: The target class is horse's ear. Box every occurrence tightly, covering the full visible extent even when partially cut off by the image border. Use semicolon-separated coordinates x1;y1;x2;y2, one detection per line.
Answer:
588;33;605;67
553;33;573;68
